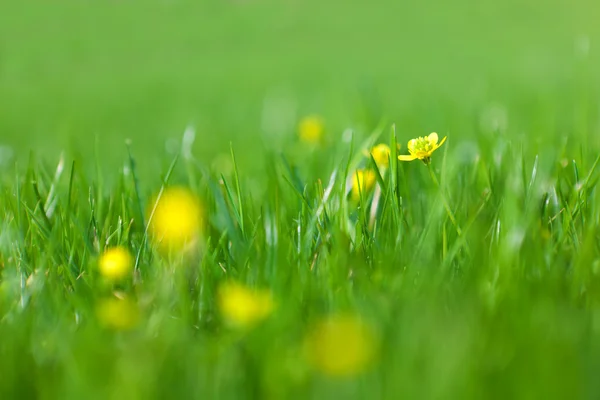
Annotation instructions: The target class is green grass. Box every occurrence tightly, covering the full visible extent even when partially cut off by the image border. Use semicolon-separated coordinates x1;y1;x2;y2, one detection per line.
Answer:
2;0;600;398
2;125;600;399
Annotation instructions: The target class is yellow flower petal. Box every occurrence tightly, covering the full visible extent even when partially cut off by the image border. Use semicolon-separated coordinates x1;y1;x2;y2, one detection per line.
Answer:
398;154;417;161
407;139;418;154
427;132;439;144
437;135;447;147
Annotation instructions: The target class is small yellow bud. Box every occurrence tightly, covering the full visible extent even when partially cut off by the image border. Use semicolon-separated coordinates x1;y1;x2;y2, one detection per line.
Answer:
304;314;377;378
217;282;274;329
148;187;204;251
96;296;140;331
366;144;391;169
98;247;133;281
298;115;325;145
351;169;377;200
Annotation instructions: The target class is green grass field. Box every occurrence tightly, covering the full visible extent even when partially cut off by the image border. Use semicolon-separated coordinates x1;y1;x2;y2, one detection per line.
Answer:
2;0;600;398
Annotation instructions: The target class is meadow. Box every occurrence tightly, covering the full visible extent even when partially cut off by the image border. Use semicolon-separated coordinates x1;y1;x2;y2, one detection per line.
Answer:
2;0;600;398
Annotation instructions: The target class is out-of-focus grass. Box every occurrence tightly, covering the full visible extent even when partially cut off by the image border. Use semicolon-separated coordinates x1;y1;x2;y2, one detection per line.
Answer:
1;0;599;169
2;1;600;399
2;119;600;398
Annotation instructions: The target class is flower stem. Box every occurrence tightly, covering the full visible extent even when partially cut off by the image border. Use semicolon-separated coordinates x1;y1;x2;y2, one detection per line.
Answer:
428;164;462;236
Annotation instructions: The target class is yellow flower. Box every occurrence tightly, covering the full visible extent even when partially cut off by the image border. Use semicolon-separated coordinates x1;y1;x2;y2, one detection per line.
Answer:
304;314;377;378
96;296;140;331
98;246;133;281
217;281;274;329
298;115;324;145
398;132;446;164
148;187;203;250
351;169;377;200
364;143;391;169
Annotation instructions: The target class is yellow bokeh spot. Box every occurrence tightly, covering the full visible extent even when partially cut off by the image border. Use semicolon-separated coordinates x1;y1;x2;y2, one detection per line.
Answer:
298;115;325;145
217;281;274;329
148;187;203;250
304;314;377;378
98;246;133;281
366;143;391;169
351;169;377;201
96;296;140;331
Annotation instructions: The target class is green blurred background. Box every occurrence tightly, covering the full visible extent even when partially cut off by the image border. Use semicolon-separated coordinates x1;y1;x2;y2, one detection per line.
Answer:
1;0;599;170
2;2;600;398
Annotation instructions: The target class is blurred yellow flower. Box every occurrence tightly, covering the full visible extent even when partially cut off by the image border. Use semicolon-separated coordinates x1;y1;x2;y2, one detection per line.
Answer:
96;296;140;331
364;143;391;169
148;187;203;250
398;132;446;164
298;115;324;145
351;169;377;200
218;281;274;329
98;246;133;281
304;314;377;378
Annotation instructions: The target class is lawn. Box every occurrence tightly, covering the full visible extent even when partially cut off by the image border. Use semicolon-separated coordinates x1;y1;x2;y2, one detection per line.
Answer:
1;0;600;398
